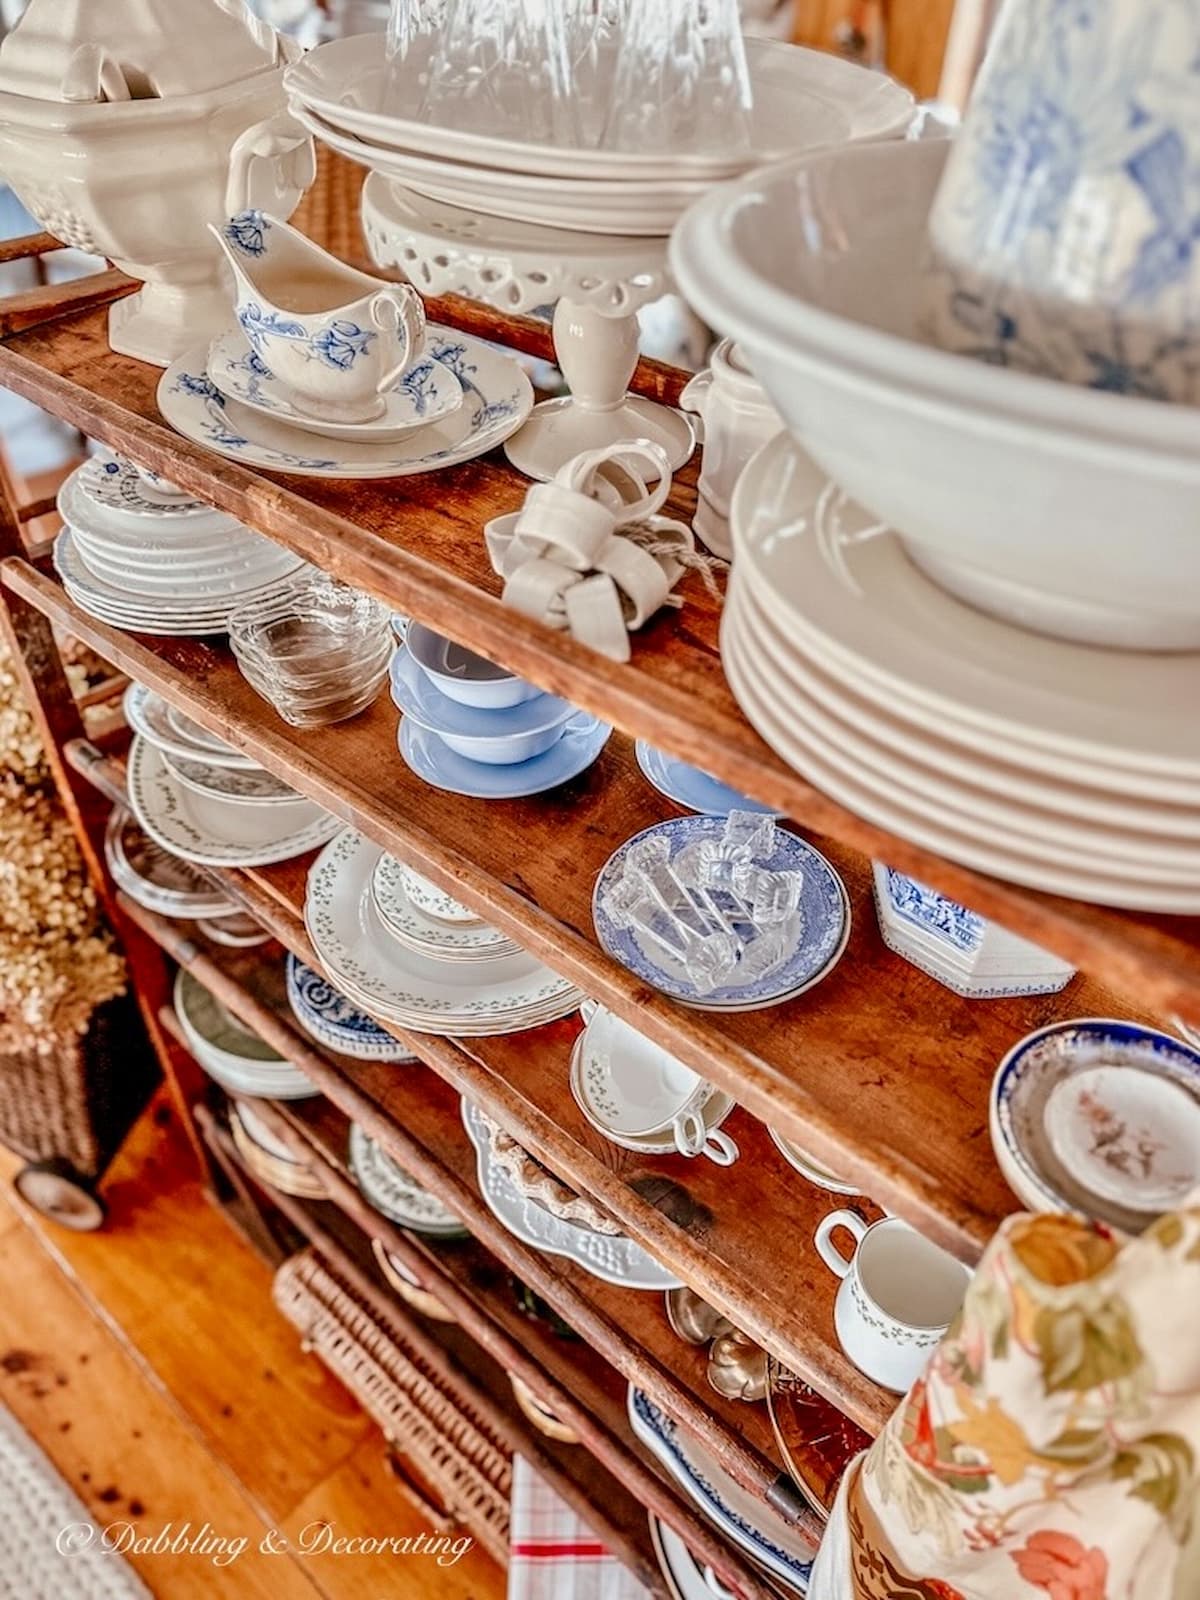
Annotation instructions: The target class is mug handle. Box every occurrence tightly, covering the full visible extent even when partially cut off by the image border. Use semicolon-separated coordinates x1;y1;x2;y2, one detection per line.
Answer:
814;1209;867;1279
371;286;427;396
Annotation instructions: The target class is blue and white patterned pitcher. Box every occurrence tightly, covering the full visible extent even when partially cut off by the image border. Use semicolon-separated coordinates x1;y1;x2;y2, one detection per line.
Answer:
923;0;1200;403
212;209;426;424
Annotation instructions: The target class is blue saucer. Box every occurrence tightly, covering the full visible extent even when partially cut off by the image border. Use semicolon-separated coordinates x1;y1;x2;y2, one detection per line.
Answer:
285;954;415;1062
390;646;571;737
593;814;849;1010
399;714;611;798
635;740;777;817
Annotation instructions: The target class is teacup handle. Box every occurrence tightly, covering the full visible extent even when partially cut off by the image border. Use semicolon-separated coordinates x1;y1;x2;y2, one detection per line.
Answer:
814;1209;868;1279
672;1110;738;1166
579;998;600;1024
370;287;427;396
225;111;316;219
701;1565;736;1600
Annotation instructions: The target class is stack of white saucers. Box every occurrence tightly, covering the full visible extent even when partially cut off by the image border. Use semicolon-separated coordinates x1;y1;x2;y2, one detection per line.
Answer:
369;852;520;964
719;434;1200;914
174;970;316;1099
54;452;305;635
347;1124;467;1236
284;33;913;237
305;828;582;1037
125;684;340;869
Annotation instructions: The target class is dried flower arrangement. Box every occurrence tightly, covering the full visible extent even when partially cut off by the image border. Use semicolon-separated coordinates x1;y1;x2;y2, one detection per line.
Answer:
0;637;125;1056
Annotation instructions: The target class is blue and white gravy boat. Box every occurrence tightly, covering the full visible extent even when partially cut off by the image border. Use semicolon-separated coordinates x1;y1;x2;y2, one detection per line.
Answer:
212;209;426;424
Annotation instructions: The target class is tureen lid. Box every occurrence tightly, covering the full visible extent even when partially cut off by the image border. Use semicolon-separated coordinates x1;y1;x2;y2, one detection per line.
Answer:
0;0;281;102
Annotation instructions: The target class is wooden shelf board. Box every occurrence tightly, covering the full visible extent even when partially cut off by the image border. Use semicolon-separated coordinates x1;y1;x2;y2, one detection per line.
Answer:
0;310;1197;1032
142;914;845;1510
196;1075;789;1600
12;561;1157;1272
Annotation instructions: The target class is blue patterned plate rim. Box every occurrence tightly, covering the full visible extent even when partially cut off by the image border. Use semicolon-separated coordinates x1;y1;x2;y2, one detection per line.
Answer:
157;329;533;480
628;1389;813;1590
635;739;777;817
207;328;464;440
285;953;414;1055
592;815;848;1008
399;715;611;800
391;644;568;736
990;1016;1200;1217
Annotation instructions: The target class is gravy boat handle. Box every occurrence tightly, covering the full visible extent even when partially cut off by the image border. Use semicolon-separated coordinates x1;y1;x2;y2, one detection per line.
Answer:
370;286;427;395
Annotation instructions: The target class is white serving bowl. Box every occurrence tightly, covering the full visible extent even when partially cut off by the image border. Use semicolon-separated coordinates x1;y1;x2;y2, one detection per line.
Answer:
405;622;541;710
671;139;1200;651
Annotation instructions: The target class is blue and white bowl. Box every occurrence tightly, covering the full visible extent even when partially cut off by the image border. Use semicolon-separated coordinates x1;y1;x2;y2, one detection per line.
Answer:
390;645;575;764
990;1017;1200;1231
286;954;416;1063
873;864;1075;1000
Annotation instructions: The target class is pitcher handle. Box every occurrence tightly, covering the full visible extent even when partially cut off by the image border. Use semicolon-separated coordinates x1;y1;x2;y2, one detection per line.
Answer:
679;368;712;443
370;286;427;396
225;111;316;219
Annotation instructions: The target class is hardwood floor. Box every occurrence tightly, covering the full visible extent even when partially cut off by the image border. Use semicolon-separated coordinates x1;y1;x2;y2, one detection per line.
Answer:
0;1094;506;1600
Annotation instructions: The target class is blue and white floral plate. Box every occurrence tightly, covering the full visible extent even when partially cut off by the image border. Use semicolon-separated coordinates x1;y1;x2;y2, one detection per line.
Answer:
629;1390;814;1593
593;815;849;1012
399;715;611;800
157;329;533;479
285;954;416;1063
989;1018;1200;1233
635;741;777;817
207;329;464;444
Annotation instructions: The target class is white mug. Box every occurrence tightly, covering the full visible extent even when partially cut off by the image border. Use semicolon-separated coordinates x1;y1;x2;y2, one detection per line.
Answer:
814;1211;969;1393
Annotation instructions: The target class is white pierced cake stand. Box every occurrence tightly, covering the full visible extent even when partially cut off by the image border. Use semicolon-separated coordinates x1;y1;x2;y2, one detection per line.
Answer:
361;173;696;481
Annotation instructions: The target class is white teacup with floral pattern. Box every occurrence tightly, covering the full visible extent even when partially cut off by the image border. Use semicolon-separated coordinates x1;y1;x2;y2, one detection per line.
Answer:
212;209;426;425
815;1211;969;1393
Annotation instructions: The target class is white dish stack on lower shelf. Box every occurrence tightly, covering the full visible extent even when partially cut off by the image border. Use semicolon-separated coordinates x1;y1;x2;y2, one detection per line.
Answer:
54;453;307;635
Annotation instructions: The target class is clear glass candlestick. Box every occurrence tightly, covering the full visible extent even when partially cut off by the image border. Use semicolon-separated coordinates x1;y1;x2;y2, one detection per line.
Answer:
603;0;752;155
418;0;581;145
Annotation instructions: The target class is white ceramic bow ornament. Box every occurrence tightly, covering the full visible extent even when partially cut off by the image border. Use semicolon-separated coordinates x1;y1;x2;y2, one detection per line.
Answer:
485;443;716;663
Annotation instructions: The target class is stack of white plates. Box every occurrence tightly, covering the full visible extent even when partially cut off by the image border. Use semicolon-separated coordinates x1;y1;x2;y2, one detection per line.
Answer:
347;1124;467;1236
285;34;913;237
54;453;305;635
174;969;316;1099
305;828;581;1036
720;434;1200;914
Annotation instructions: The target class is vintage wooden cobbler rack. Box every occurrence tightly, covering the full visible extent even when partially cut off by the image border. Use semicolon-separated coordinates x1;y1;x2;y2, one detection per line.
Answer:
0;155;1195;1595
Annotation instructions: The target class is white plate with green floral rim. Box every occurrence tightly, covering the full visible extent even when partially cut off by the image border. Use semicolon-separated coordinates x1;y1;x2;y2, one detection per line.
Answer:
304;828;580;1032
369;851;518;960
129;736;340;869
158;330;532;480
347;1124;467;1236
161;751;304;807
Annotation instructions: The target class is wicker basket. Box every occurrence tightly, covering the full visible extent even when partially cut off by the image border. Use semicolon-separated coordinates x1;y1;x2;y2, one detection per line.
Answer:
0;990;158;1177
273;1249;512;1562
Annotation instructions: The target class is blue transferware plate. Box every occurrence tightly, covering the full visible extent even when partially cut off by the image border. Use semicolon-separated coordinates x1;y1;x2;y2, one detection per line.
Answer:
593;814;849;1011
399;714;611;799
635;740;777;817
628;1389;813;1593
390;645;571;738
285;954;415;1063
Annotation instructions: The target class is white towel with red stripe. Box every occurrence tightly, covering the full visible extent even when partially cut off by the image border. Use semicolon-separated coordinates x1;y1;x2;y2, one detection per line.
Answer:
507;1455;652;1600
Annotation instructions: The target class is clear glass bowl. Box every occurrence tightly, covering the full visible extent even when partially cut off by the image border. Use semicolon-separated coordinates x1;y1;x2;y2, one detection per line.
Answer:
229;575;393;727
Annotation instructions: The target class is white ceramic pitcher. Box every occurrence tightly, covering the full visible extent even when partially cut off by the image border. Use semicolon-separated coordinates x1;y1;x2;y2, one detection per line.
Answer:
212;210;426;423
